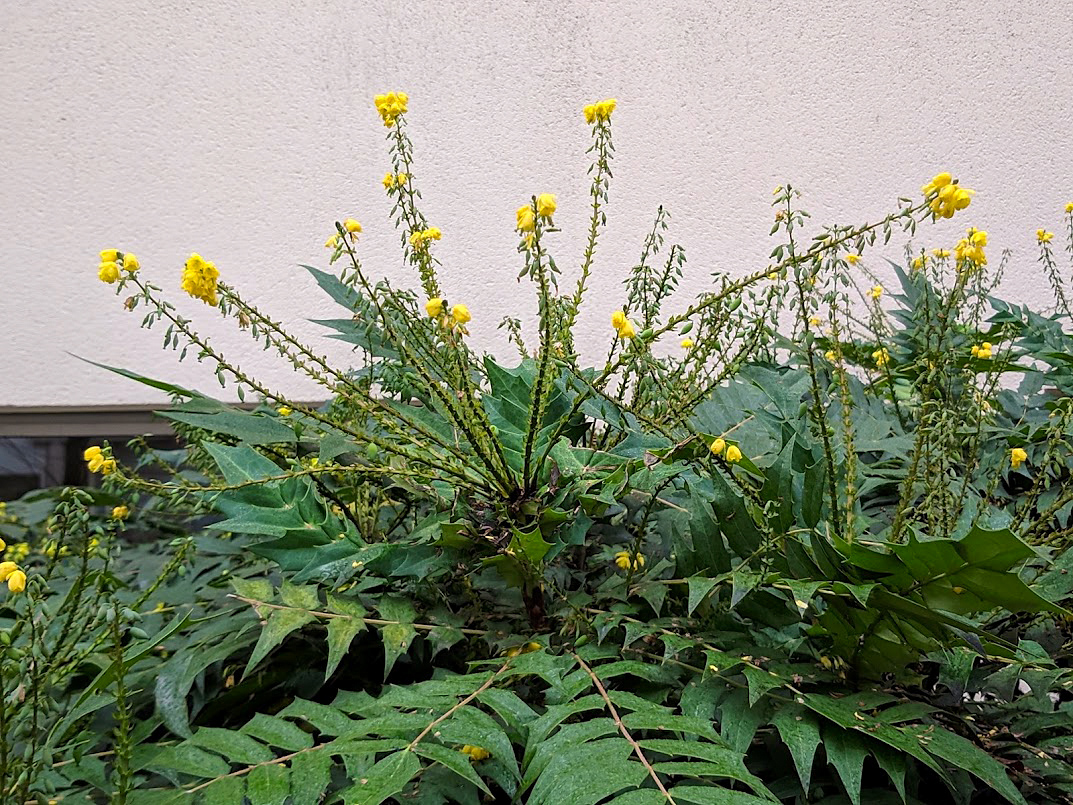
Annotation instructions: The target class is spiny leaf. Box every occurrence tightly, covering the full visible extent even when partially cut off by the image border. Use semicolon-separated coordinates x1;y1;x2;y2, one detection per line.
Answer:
240;713;314;752
823;725;869;805
189;726;275;765
288;748;334;805
414;743;492;794
246;762;289;805
243;607;315;677
771;703;821;792
342;748;422;805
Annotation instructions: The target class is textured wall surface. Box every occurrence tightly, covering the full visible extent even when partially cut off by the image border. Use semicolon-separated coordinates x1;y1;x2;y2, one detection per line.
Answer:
3;1;1072;407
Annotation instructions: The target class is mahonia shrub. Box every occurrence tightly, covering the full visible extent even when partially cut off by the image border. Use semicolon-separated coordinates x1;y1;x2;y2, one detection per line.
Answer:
5;95;1073;803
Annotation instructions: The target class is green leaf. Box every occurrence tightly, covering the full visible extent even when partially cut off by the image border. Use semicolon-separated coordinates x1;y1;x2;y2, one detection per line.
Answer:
510;524;553;564
161;408;297;445
243;607;315;677
325;594;368;679
771;703;821;792
240;713;314;751
687;577;721;615
199;775;246;804
414;743;492;794
246;762;289;805
526;738;646;805
190;726;275;765
202;442;282;484
435;706;518;780
146;744;231;778
823;725;868;805
343;749;422;805
670;785;775;805
922;726;1029;805
378;597;417;679
288;748;333;805
740;665;783;707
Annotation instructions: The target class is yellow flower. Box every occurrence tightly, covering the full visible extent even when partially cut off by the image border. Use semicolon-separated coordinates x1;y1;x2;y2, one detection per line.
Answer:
0;561;17;582
808;316;821;328
516;204;536;233
1010;447;1028;469
7;570;26;594
343;218;362;235
725;445;743;463
954;228;988;266
425;297;444;317
396;173;408;185
586;98;616;122
710;437;725;456
122;253;140;272
535;193;557;218
99;249;119;261
1037;229;1054;243
0;537;5;553
613;550;644;571
111;505;130;520
611;310;627;331
824;350;837;361
98;261;120;284
6;543;29;562
616;319;636;339
873;348;890;368
382;172;396;189
970;345;979;357
1066;202;1073;213
680;338;694;349
922;172;973;218
374;91;408;127
409;227;442;249
85;446;117;475
451;304;471;325
868;285;883;300
180;253;220;306
845;254;860;265
325;233;340;249
921;172;952;194
911;256;925;270
932;249;951;258
278;406;292;417
460;745;490;761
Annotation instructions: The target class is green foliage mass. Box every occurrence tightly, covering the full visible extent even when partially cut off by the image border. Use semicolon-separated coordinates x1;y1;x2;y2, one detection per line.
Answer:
4;103;1073;804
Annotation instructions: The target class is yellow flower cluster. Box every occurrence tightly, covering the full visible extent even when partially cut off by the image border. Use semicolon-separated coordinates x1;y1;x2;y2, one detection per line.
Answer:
845;254;860;265
1065;202;1073;213
409;227;442;250
709;438;743;463
451;303;471;325
382;172;409;189
460;745;491;761
868;285;883;300
181;253;220;306
680;338;694;349
0;561;26;594
954;228;987;266
614;550;646;571
84;445;116;475
97;249;139;284
873;348;890;368
1037;229;1054;244
921;172;973;218
425;298;443;317
374;92;408;127
112;505;130;520
278;406;293;417
1010;447;1028;469
583;98;617;124
911;255;925;270
825;350;837;361
932;248;951;259
4;541;29;562
516;205;536;233
610;310;636;339
970;341;993;359
536;193;556;218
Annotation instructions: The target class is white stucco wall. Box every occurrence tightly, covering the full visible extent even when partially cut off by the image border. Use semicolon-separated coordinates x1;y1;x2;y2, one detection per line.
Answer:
2;1;1072;408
